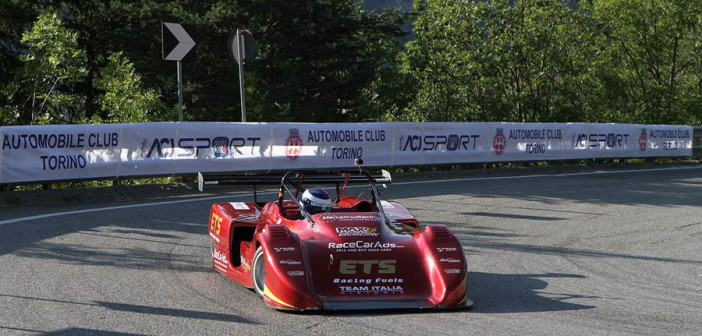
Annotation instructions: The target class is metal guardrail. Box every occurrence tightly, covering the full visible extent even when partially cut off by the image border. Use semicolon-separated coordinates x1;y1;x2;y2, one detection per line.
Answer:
694;127;702;157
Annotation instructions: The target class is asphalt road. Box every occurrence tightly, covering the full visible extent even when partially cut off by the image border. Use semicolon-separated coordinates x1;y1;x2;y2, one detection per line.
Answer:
1;167;701;335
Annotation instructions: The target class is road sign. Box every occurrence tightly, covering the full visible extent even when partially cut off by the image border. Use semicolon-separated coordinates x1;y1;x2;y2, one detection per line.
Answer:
162;22;195;122
228;29;255;64
229;29;255;122
162;22;195;61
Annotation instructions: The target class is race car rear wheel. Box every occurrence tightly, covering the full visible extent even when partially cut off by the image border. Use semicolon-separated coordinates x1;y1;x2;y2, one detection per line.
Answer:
252;246;265;297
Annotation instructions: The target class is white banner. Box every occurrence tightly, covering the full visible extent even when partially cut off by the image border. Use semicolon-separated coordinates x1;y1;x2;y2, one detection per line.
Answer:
392;122;489;166
269;123;392;169
0;122;693;184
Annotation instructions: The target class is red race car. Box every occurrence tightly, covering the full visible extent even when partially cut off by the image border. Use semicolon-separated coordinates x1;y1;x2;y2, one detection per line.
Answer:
200;169;471;311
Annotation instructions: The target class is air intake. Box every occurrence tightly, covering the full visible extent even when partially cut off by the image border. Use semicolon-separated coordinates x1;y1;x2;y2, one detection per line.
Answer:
268;225;290;238
428;225;453;239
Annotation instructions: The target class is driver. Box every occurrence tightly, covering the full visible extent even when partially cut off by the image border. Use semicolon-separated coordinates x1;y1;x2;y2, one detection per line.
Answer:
301;188;332;215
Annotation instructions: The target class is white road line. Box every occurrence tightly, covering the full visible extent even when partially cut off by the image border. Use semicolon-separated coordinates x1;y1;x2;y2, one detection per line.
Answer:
1;166;700;226
394;166;702;185
0;193;256;226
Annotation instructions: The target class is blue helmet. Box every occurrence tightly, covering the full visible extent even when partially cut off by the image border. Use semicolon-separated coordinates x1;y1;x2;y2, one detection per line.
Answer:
301;188;332;215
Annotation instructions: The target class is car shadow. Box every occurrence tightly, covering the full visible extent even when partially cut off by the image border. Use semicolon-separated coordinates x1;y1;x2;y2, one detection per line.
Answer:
466;271;597;313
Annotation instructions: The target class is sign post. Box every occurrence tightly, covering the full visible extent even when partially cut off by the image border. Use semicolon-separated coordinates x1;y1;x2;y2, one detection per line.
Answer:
228;29;255;122
236;29;246;122
162;22;195;122
177;61;183;122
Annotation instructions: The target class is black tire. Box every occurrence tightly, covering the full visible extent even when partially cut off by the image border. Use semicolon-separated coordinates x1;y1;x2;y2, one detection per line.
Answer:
252;246;266;297
210;240;215;268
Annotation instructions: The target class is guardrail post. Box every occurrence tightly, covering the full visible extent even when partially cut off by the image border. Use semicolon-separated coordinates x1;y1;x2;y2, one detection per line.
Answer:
693;127;702;157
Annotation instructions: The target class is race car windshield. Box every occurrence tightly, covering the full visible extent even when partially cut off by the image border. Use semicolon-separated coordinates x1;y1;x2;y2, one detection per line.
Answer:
307;204;332;215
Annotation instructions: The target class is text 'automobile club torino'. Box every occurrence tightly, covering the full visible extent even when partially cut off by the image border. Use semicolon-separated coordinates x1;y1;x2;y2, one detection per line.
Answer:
199;167;472;311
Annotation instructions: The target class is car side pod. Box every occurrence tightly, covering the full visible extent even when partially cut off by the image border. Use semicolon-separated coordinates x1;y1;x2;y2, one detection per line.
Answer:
256;225;320;310
415;224;470;308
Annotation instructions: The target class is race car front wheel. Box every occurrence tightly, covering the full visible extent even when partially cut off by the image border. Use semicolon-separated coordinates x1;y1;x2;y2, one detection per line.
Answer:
252;246;265;297
210;240;215;268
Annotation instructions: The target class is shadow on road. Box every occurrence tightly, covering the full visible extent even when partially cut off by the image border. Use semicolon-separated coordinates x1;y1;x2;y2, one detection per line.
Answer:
389;167;702;209
440;222;702;265
0;211;210;258
463;212;567;221
10;237;212;272
39;328;145;336
467;271;597;313
95;301;259;324
0;292;259;330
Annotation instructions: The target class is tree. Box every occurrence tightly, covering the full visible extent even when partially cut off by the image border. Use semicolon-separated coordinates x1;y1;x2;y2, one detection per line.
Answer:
593;0;702;124
2;12;87;125
398;0;489;122
397;0;598;123
1;1;406;124
53;0;404;123
358;48;416;122
243;0;406;122
93;52;165;123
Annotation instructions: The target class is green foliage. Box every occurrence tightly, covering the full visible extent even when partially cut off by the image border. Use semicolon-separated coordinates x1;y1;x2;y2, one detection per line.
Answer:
592;0;702;124
243;0;406;122
93;52;165;123
399;0;490;121
3;12;86;125
1;0;700;126
396;0;602;122
359;49;416;122
391;0;702;124
0;0;36;125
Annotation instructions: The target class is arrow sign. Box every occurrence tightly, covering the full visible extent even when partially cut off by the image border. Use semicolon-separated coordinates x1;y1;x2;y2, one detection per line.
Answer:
162;22;195;61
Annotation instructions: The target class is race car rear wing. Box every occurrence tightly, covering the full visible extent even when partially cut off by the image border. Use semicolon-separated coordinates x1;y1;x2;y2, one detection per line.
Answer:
197;169;391;192
198;169;392;207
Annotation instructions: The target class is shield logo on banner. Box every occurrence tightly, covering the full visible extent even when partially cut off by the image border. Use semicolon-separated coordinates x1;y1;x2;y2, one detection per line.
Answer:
639;129;647;152
447;134;459;151
286;128;303;161
606;133;617;148
212;137;229;157
493;128;505;155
